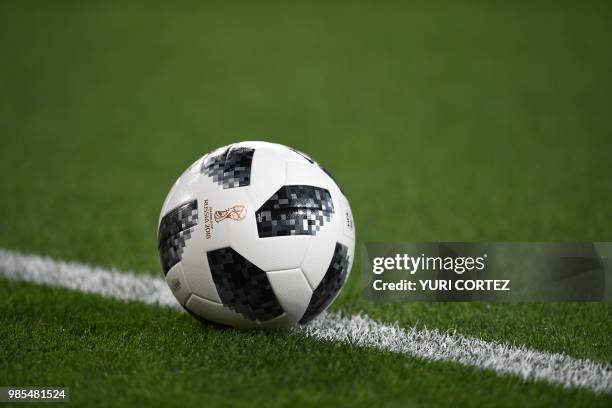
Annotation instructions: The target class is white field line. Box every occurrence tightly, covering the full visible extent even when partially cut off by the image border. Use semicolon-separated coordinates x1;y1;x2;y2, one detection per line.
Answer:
0;249;610;395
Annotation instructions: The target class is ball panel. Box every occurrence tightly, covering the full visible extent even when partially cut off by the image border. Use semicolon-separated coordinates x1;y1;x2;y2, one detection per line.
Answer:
199;145;229;186
207;247;284;322
255;185;334;238
222;146;255;188
224;187;311;271
164;263;191;305
266;268;313;322
243;145;291;210
257;185;334;213
185;294;260;329
201;144;255;189
286;146;316;164
299;191;345;290
299;242;350;324
285;147;343;192
158;229;193;275
177;181;233;303
339;195;356;241
157;200;199;245
159;179;196;224
157;199;199;274
254;313;297;329
285;161;336;191
180;239;223;303
231;235;311;271
285;155;343;193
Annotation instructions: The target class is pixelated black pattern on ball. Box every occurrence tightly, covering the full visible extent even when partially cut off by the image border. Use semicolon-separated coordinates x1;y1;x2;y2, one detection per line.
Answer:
157;200;198;275
207;247;284;322
157;200;198;245
255;185;334;238
258;185;334;212
158;230;193;275
201;148;227;185
201;145;254;189
299;242;350;324
256;209;333;237
157;201;199;273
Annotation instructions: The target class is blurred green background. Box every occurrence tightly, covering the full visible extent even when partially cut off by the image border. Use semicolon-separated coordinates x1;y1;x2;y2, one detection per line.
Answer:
1;0;610;275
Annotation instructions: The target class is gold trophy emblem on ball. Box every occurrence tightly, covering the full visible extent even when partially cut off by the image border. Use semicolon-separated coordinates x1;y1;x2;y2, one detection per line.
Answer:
214;205;247;222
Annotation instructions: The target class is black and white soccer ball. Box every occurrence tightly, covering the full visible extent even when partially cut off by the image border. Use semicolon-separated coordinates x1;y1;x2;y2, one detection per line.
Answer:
157;141;355;328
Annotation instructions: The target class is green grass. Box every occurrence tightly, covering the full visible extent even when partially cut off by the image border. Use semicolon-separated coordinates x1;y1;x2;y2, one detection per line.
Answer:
1;0;611;406
2;280;610;407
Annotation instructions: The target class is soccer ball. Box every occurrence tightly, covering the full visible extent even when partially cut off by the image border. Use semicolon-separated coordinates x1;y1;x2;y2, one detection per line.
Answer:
157;141;355;328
